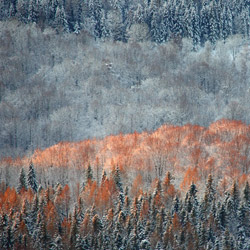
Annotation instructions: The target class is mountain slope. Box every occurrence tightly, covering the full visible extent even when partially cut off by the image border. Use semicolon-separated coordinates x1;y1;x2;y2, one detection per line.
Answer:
0;21;250;157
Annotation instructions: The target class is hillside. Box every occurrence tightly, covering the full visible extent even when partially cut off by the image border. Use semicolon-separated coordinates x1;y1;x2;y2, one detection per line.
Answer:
0;0;250;249
0;20;250;158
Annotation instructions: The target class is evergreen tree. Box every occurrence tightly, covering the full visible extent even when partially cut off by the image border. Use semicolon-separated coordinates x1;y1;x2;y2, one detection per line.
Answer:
221;6;233;41
29;194;39;234
185;182;198;213
100;9;109;40
86;164;93;183
50;234;64;250
74;21;81;34
217;204;227;229
54;5;70;32
230;181;240;212
222;229;231;250
237;202;247;249
28;161;38;193
4;225;14;249
201;174;215;219
0;214;8;248
200;5;210;44
70;208;79;248
243;181;249;205
140;239;151;250
28;0;39;23
17;168;27;193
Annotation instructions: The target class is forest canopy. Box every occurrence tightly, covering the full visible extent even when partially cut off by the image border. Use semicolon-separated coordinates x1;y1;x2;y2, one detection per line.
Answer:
0;19;249;157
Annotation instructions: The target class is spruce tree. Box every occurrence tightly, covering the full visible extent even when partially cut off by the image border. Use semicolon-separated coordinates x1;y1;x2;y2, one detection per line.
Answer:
50;234;64;250
217;204;227;229
185;182;198;213
243;181;249;205
230;181;240;212
28;161;38;193
17;168;27;193
86;164;93;183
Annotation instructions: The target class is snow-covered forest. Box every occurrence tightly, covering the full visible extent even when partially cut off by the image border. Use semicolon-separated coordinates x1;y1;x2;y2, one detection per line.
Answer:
0;160;249;249
1;0;250;44
0;19;250;157
0;0;250;249
0;120;250;249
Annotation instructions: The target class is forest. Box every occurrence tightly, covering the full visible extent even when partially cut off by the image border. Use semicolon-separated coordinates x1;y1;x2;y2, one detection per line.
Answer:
0;119;250;249
0;19;250;158
0;0;250;249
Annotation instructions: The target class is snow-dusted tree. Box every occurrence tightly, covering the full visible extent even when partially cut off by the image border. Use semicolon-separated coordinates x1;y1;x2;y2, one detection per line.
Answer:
86;164;93;183
150;11;163;43
36;212;48;249
217;204;226;229
184;182;198;213
29;194;39;233
128;23;149;42
27;161;38;193
140;238;151;250
70;209;79;248
17;168;27;193
74;21;81;34
28;0;39;23
202;174;215;214
100;9;109;40
134;4;144;24
50;234;64;250
240;8;250;38
200;5;210;44
54;5;69;32
106;10;125;41
230;181;240;211
221;6;233;41
16;0;29;22
243;181;249;205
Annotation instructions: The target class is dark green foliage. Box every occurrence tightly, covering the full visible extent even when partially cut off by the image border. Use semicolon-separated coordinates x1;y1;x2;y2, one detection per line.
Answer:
243;181;249;204
218;204;227;229
17;168;27;193
28;161;38;193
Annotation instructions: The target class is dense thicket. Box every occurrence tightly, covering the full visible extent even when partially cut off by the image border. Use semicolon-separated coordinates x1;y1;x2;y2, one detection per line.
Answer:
1;0;250;45
0;170;249;249
0;20;250;157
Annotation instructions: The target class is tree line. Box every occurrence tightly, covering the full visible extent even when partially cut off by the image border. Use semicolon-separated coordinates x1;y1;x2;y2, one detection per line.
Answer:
1;0;249;46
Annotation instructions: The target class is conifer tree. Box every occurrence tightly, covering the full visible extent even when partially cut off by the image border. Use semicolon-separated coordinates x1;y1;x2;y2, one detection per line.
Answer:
230;181;240;212
243;181;249;205
70;208;79;249
100;9;109;40
54;5;69;32
29;194;39;233
4;225;14;249
185;182;198;213
28;161;38;193
217;204;227;229
86;164;93;183
17;168;27;193
51;234;64;250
